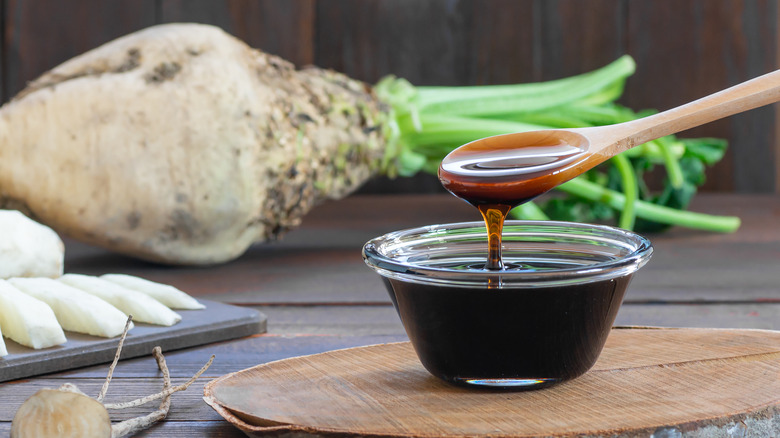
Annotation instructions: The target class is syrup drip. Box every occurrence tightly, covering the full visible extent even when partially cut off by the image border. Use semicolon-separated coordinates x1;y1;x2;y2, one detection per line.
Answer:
439;131;588;270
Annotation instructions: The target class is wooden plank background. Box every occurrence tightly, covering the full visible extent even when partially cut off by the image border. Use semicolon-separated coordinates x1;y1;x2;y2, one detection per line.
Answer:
1;0;778;193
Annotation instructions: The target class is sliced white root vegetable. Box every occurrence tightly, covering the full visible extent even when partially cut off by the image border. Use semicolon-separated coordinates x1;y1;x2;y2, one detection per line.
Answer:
0;210;64;279
0;280;67;349
100;274;205;310
0;325;7;357
9;277;134;338
59;274;181;326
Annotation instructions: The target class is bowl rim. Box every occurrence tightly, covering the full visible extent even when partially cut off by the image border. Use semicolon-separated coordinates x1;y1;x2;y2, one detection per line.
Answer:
362;220;653;288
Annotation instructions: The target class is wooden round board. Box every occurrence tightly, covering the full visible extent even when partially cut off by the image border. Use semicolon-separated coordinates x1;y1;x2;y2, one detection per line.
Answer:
204;327;780;437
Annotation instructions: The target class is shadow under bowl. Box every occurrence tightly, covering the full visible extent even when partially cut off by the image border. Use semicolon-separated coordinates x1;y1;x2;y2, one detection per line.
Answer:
363;220;653;390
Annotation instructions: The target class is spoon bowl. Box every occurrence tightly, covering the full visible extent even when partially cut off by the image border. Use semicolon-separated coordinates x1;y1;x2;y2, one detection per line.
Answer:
439;130;592;205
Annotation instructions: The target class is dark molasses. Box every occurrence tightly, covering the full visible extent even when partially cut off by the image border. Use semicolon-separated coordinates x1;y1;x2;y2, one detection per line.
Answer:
386;273;631;387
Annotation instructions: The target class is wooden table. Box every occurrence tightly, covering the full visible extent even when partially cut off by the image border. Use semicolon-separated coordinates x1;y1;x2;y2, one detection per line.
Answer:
1;193;778;437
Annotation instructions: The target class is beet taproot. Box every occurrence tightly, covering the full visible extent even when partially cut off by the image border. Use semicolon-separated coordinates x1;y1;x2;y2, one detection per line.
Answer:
0;23;388;265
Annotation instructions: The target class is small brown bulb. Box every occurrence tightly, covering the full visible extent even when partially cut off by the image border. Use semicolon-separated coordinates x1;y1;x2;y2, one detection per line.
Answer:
11;387;111;438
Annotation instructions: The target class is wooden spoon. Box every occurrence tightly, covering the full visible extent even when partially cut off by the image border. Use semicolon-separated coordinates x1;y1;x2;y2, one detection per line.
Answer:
439;69;780;206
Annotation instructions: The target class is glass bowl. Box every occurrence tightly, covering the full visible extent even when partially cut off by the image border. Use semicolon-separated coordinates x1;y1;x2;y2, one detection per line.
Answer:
363;220;653;389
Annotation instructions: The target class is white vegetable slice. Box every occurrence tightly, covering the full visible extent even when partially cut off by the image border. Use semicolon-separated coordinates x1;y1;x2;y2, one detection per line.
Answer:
0;325;7;357
0;280;67;349
59;274;181;327
9;277;133;338
100;274;205;310
0;210;64;279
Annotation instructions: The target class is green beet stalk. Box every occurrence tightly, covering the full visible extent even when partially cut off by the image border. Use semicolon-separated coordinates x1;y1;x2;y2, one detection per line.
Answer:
511;202;550;221
556;178;741;232
379;55;738;233
610;154;638;230
414;55;636;117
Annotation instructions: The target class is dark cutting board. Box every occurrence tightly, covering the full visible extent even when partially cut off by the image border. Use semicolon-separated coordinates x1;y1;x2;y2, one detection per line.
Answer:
0;299;265;382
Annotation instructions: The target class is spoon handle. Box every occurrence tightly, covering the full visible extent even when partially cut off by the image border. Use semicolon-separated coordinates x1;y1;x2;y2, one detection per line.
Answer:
610;69;780;150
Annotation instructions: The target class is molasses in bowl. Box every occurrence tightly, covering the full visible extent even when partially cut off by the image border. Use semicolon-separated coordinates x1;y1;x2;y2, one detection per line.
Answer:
362;220;653;390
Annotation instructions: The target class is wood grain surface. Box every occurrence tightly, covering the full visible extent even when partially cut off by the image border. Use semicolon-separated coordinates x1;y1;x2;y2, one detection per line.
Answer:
1;0;777;192
205;328;780;437
0;334;409;437
0;194;778;437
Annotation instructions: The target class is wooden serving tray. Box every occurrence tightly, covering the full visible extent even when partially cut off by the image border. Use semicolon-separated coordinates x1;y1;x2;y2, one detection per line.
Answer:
0;299;265;382
204;327;780;437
